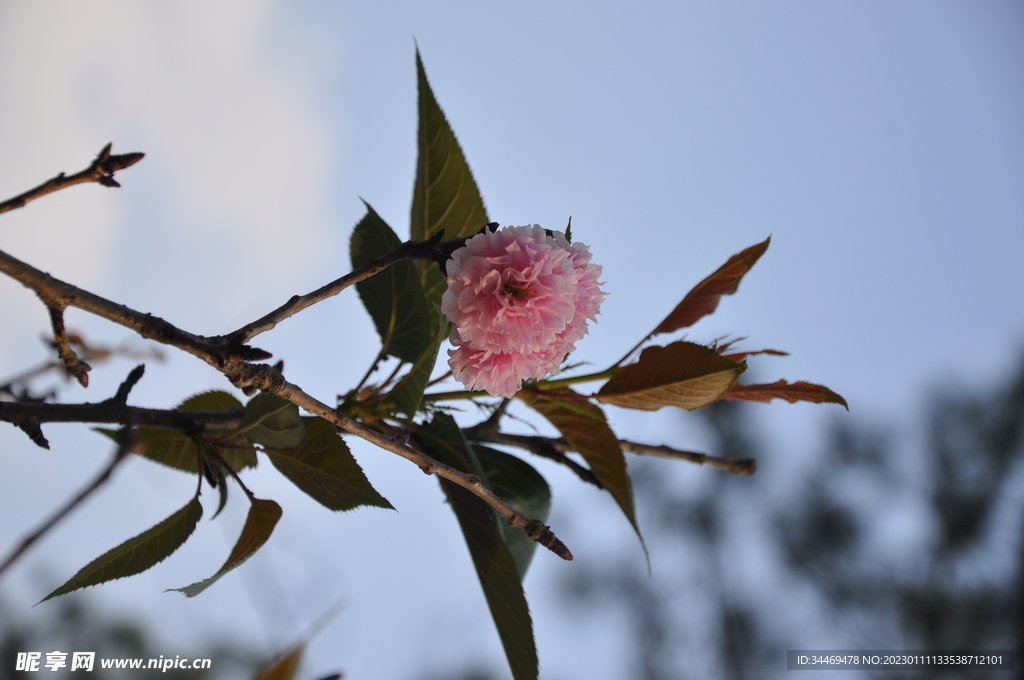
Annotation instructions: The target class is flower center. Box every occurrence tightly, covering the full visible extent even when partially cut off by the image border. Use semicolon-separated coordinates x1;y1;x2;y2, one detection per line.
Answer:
500;280;537;300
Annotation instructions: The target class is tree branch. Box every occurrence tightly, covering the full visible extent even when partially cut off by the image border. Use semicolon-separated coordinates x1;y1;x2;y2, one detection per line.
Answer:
221;363;572;561
0;246;270;369
618;439;756;475
1;168;569;560
0;400;245;443
0;431;135;578
465;428;757;477
223;231;471;344
0;143;144;216
0;364;247;449
48;306;91;387
0;368;147;578
462;409;603;488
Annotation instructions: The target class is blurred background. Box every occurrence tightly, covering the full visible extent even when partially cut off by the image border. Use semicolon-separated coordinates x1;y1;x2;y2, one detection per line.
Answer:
1;2;1022;678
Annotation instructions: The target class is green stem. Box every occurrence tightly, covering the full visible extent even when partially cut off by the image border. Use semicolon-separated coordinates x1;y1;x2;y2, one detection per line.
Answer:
421;366;620;402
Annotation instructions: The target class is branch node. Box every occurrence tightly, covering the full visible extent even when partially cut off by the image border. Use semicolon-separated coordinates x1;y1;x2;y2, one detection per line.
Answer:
0;143;145;216
524;519;573;561
47;306;92;388
15;417;49;449
111;364;146;405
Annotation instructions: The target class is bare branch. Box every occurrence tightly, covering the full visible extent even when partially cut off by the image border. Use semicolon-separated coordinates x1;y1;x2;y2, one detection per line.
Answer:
0;366;238;447
463;414;603;488
222;364;573;561
0;400;244;437
465;427;757;477
0;246;266;368
0;144;144;216
48;306;91;387
0;177;570;561
618;439;757;475
224;234;471;344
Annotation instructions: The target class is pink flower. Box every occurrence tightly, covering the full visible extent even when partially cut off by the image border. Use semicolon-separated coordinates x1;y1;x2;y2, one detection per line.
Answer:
442;225;605;397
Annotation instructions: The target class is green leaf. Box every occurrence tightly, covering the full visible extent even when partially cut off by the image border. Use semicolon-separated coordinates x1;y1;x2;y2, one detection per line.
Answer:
94;390;256;473
41;497;202;602
519;389;642;542
472;445;551;579
240;393;306;451
411;50;490;305
597;341;746;411
93;426;195;473
350;204;434;363
211;462;229;519
267;418;393;511
171;498;282;598
179;390;244;413
387;303;446;417
419;415;538;680
177;391;256;471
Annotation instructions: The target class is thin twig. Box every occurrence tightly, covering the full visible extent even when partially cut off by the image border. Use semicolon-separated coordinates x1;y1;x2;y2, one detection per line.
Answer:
467;429;756;477
47;306;91;387
618;439;756;475
0;248;237;364
0;425;135;578
207;446;256;501
0;359;62;398
0;143;144;216
425;369;453;388
462;405;603;488
224;234;469;344
221;364;572;561
347;347;391;403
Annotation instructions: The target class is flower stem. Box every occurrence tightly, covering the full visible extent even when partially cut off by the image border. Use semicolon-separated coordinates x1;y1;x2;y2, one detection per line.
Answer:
422;366;620;402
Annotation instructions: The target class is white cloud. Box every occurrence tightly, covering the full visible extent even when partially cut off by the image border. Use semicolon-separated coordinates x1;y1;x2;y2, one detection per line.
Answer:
0;0;333;345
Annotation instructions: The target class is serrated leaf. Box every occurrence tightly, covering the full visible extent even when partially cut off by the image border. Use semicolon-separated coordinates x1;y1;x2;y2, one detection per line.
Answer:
723;379;849;409
251;646;303;680
519;390;642;542
94;425;196;472
177;392;256;471
267;418;393;511
179;390;244;413
472;444;551;579
350;204;434;363
94;390;257;473
387;303;446;417
411;50;490;305
419;415;537;680
240;393;306;451
597;341;746;411
41;497;202;602
652;237;770;335
171;498;282;598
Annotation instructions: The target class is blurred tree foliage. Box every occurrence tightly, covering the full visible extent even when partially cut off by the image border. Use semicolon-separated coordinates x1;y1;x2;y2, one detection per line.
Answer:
545;351;1024;679
0;593;264;680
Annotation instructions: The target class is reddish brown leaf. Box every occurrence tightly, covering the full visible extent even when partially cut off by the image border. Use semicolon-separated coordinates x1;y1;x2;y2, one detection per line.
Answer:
723;380;848;409
518;390;641;539
721;348;789;361
597;341;745;411
652;237;770;335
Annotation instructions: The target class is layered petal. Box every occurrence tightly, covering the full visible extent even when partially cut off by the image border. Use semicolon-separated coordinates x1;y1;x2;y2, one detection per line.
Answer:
442;225;605;397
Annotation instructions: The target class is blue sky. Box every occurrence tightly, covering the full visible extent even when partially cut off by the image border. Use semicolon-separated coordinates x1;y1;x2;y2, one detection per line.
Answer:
1;2;1022;678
